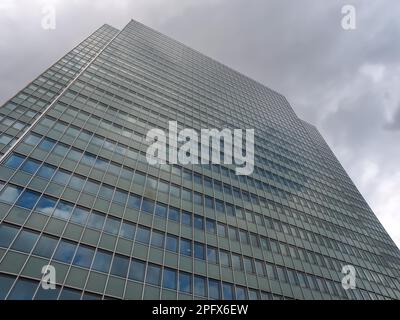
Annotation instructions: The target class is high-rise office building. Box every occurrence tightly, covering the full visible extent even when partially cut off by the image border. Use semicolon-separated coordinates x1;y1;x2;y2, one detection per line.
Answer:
0;20;399;300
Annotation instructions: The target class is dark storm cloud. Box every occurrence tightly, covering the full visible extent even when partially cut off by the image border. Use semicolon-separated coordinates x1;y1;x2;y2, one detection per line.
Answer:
0;0;399;246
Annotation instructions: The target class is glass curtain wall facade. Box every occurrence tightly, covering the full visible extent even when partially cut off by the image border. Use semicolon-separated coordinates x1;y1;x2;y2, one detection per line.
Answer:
0;20;399;300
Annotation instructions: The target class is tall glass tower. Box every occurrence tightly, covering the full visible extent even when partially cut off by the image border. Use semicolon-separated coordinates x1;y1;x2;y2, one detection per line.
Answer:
0;20;399;300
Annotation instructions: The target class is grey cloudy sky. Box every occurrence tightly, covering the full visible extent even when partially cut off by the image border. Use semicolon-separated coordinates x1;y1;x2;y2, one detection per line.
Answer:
1;0;399;247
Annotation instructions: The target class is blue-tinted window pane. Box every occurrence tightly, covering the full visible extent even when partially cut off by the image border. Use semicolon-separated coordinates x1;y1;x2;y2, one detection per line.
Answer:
4;154;25;169
53;201;73;220
8;278;38;300
194;215;204;230
223;283;234;299
15;189;39;209
21;159;41;174
168;207;180;222
136;226;150;244
155;203;167;218
146;264;161;286
53;170;70;185
166;235;178;252
208;279;221;299
236;286;247;300
0;224;19;248
35;285;60;300
180;239;192;256
179;272;192;294
127;194;141;209
207;247;218;264
111;255;129;278
194;276;206;297
92;250;112;273
54;240;77;264
163;268;177;290
103;216;120;235
113;189;128;205
151;230;164;248
59;288;81;300
70;206;89;225
37;164;56;179
120;221;135;240
35;196;57;215
206;219;216;234
33;235;58;258
194;242;205;260
87;211;105;230
73;245;95;268
128;259;145;282
38;138;55;151
11;229;39;253
0;274;16;299
141;198;155;214
182;211;192;226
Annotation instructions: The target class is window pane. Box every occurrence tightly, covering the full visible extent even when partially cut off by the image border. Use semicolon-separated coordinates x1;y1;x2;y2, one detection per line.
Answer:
155;203;167;218
163;268;177;290
11;229;39;253
73;245;95;268
207;247;218;264
87;211;105;230
129;259;145;282
33;235;58;258
120;221;135;240
127;194;141;209
92;250;112;273
236;286;247;300
223;283;234;299
136;226;151;244
179;272;192;294
8;278;38;300
37;164;56;179
180;239;192;256
54;240;77;264
53;201;73;220
208;279;220;299
146;264;161;286
103;216;120;235
194;276;206;297
4;154;25;169
21;159;41;174
0;224;19;248
15;190;40;209
194;242;205;260
168;207;180;222
194;215;204;230
166;235;178;252
35;196;57;215
70;207;89;225
151;230;164;248
111;255;129;278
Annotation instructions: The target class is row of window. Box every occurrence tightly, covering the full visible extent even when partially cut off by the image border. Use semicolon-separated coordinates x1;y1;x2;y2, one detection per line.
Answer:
0;223;381;300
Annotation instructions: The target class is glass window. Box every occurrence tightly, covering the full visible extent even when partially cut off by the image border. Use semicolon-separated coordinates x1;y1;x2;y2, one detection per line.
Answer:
244;257;254;274
35;195;57;215
68;175;85;191
53;201;73;220
179;272;192;294
155;203;167;218
127;194;141;209
70;206;89;225
168;207;180;222
92;250;112;273
228;227;239;241
235;286;247;300
232;254;243;271
255;260;266;276
239;230;249;244
113;190;127;205
194;192;202;205
136;226;150;244
15;189;40;209
52;170;70;185
133;171;146;186
248;289;259;300
208;279;220;299
266;263;278;280
87;211;105;230
53;240;77;264
141;198;155;214
163;268;177;290
220;250;231;267
207;246;218;264
182;211;192;226
205;196;214;209
37;164;56;179
33;235;58;258
24;133;41;146
151;230;164;248
166;234;178;252
217;223;227;238
0;224;19;248
194;276;206;297
146;264;161;286
193;242;204;259
223;283;234;299
277;266;288;283
120;221;135;240
103;216;120;235
98;184;114;199
194;215;204;230
0;274;15;299
111;255;129;278
4;154;25;169
129;259;146;282
11;229;39;253
73;245;95;268
59;288;81;300
38;138;55;151
8;278;38;300
180;239;192;256
206;219;216;234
